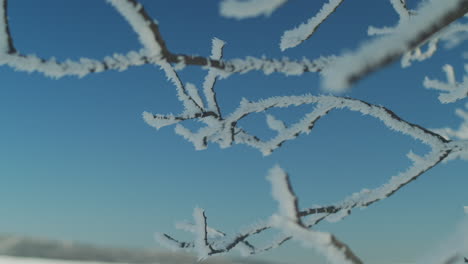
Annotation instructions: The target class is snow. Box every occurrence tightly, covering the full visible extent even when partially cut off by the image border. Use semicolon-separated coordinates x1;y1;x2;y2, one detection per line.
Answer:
280;0;344;51
220;0;287;19
0;256;130;264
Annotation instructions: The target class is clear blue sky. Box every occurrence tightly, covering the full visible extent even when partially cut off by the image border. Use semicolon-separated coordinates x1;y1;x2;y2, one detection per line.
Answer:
0;1;466;264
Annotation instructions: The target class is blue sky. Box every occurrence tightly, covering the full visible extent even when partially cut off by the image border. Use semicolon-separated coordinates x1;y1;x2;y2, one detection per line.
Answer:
0;1;467;264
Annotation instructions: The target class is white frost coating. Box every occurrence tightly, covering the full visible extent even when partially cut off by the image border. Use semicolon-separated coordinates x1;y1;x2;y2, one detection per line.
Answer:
266;114;286;132
402;23;468;67
174;124;208;150
444;64;456;84
142;112;180;130
368;0;411;36
106;0;162;56
193;207;210;260
401;39;439;67
203;38;225;115
223;55;334;76
431;104;468;140
154;232;181;252
0;50;150;79
175;221;225;238
424;64;468;103
152;95;448;155
367;26;396;36
390;0;410;22
322;0;467;92
185;83;205;109
440;22;468;49
220;0;287;19
326;148;449;219
267;165;299;221
267;165;358;264
270;215;356;264
280;0;344;51
210;38;225;59
159;61;202;114
407;150;425;164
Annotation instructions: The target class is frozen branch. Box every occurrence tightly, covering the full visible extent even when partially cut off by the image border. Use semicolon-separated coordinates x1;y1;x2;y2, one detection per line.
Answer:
424;64;468;103
2;0;467;263
106;0;168;57
193;207;212;260
368;0;412;36
322;0;468;92
268;166;363;264
145;90;449;155
431;103;468;140
0;0;331;79
0;0;14;54
280;0;345;51
156;141;463;257
203;38;226;116
176;221;226;238
220;0;288;19
402;22;468;67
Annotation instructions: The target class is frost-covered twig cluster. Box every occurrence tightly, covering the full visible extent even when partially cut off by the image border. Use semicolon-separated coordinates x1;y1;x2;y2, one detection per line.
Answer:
321;0;468;91
424;64;468;103
1;0;468;263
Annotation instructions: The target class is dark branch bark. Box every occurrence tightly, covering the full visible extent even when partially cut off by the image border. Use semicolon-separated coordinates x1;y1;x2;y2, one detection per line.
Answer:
2;0;15;53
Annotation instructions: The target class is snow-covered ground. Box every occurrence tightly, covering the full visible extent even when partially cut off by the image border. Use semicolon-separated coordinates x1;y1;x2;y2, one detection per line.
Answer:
0;234;276;264
0;256;123;264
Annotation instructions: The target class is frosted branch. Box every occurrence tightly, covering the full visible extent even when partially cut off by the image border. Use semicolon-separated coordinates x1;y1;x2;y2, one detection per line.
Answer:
0;0;331;79
156;141;463;257
176;221;226;238
322;0;468;92
203;38;225;116
220;0;288;19
402;23;468;67
193;207;213;260
431;103;468;140
280;0;345;51
158;61;203;114
267;166;301;223
424;64;468;103
0;0;14;54
106;0;168;57
268;166;362;264
146;92;449;155
368;0;412;36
